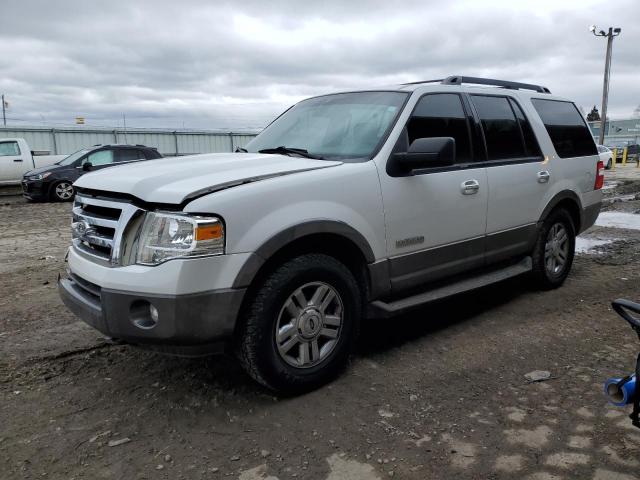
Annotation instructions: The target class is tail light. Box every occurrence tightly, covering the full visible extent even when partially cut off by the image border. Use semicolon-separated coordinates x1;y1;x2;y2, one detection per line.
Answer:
594;160;605;190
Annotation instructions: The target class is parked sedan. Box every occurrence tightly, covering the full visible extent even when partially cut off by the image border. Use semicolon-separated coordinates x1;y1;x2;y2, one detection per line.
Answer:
597;145;614;169
22;144;162;201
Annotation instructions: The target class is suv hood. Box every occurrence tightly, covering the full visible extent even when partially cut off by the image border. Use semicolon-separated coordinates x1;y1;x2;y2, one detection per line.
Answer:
74;152;343;204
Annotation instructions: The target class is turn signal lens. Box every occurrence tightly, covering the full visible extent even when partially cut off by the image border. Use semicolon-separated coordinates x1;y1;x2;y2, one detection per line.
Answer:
195;223;223;241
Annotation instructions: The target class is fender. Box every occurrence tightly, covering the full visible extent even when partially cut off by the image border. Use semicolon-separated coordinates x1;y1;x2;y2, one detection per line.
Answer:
232;220;376;289
538;190;583;231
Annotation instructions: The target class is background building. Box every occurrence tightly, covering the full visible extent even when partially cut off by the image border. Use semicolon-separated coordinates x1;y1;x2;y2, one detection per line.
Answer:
588;119;640;146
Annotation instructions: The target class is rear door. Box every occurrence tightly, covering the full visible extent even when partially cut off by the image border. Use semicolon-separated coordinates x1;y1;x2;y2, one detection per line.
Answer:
470;94;547;264
0;140;26;183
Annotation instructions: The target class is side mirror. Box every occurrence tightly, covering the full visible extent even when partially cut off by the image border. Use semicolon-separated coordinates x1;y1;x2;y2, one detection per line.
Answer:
82;162;93;171
390;137;455;176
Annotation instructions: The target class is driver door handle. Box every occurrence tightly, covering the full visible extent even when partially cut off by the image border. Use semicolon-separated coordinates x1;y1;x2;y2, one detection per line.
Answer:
537;170;550;183
461;179;480;195
13;158;23;162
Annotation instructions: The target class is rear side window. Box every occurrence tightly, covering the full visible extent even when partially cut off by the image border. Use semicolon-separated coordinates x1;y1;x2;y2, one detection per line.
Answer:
531;99;597;158
116;149;145;162
509;99;542;158
470;95;525;160
0;141;21;156
407;93;472;163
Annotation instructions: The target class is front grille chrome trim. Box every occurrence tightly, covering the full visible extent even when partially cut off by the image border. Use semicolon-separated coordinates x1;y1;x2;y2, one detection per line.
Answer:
72;206;119;229
72;194;143;267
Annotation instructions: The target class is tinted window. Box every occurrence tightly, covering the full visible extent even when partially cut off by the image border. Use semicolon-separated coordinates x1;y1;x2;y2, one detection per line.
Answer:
116;149;144;162
86;150;114;166
471;95;525;160
509;99;542;157
531;99;598;158
0;141;21;156
143;149;161;159
407;93;472;163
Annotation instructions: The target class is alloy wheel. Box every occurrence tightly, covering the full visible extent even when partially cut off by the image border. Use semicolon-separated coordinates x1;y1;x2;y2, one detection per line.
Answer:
55;182;74;200
544;223;569;276
275;281;343;368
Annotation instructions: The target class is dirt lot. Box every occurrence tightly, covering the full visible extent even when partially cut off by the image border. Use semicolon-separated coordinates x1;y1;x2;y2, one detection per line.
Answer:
3;169;640;480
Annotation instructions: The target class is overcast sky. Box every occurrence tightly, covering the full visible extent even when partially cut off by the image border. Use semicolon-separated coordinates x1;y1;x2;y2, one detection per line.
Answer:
1;0;637;131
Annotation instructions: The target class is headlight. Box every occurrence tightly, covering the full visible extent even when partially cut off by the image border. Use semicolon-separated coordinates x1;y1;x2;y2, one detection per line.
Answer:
136;212;224;265
30;172;51;181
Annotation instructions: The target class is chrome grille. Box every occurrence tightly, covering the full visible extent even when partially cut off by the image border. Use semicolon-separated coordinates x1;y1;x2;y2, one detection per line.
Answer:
72;194;140;265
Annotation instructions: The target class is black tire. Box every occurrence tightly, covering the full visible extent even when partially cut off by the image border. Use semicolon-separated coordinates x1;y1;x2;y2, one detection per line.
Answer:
50;181;75;202
236;253;361;393
606;158;612;170
531;208;575;290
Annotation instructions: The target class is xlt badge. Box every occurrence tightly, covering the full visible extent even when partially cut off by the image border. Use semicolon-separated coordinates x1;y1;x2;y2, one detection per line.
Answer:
396;236;425;249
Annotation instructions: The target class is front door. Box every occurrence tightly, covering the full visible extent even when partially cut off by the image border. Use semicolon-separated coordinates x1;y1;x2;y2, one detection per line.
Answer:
83;149;116;172
378;93;488;294
0;140;26;183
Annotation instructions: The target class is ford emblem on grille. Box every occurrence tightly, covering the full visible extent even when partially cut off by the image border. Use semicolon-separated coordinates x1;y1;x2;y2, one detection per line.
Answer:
72;220;95;239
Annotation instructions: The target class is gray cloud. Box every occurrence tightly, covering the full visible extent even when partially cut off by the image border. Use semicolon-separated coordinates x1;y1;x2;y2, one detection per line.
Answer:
0;0;637;130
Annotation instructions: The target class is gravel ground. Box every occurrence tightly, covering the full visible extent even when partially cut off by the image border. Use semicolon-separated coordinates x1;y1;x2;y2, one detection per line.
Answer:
3;171;640;480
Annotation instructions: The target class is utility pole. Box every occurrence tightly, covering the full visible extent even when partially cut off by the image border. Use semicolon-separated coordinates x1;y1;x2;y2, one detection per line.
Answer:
590;25;622;145
1;94;6;127
122;113;128;144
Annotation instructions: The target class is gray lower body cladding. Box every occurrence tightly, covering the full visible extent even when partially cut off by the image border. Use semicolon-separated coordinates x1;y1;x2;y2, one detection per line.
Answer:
580;202;601;234
58;273;245;355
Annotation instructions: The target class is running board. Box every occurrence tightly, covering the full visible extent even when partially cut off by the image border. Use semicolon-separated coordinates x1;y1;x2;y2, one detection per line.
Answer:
369;256;532;317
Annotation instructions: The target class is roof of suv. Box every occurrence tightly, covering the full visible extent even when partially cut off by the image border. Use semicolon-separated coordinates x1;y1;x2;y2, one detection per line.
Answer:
338;75;570;103
89;144;158;149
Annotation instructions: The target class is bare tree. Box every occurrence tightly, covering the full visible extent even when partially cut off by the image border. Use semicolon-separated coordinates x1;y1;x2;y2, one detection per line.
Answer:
587;105;601;122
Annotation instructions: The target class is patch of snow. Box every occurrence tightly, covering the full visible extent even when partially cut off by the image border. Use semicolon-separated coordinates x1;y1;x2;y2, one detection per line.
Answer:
575;236;615;254
602;181;619;191
596;212;640;230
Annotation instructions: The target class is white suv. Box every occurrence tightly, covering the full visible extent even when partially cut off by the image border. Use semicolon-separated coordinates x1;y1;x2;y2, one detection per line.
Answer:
59;76;603;392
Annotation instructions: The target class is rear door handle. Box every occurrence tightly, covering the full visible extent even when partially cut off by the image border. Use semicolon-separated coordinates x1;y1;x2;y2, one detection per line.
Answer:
13;158;23;162
537;170;550;183
461;179;480;195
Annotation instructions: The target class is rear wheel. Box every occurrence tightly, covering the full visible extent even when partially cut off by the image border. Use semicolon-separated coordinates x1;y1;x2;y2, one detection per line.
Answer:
236;253;361;393
51;181;74;202
531;208;575;290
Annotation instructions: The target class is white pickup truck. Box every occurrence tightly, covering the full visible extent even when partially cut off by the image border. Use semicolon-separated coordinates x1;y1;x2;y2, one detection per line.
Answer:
0;138;67;185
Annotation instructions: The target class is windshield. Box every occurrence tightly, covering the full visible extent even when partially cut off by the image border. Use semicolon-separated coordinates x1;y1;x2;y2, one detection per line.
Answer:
57;148;90;166
245;91;408;161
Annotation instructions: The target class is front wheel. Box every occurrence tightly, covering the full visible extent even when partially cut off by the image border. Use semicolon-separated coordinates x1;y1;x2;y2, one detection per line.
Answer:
51;181;75;202
531;208;575;290
236;253;361;393
606;158;612;170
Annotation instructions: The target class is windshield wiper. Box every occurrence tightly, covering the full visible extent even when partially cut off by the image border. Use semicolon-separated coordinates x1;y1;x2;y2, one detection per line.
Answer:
235;147;248;153
258;146;323;160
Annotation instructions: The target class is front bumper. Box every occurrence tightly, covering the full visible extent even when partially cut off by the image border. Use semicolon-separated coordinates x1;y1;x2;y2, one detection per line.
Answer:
22;179;48;200
58;271;246;356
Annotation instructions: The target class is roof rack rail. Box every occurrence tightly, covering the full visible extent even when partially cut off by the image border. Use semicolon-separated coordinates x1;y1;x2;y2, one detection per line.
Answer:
401;78;443;86
442;76;551;94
